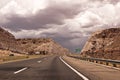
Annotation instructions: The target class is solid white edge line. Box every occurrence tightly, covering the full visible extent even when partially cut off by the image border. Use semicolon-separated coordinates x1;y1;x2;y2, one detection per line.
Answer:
14;67;28;74
60;57;89;80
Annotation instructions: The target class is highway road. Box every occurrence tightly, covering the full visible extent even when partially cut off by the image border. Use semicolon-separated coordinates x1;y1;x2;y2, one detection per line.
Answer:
0;56;87;80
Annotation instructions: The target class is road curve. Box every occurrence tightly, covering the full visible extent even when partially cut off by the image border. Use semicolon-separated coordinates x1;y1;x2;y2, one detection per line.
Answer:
0;56;85;80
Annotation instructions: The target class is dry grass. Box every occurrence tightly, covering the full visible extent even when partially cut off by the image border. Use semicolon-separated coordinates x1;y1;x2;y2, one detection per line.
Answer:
0;55;49;64
0;49;49;63
1;56;27;62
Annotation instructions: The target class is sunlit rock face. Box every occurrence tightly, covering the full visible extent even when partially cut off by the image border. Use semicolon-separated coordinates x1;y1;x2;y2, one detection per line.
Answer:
17;38;70;55
0;27;70;55
0;27;22;53
0;28;16;50
81;28;120;60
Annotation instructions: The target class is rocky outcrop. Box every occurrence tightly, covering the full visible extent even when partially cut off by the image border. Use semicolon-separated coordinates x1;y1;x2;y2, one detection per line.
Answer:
0;27;15;49
0;27;23;53
17;38;70;55
81;28;120;60
0;27;70;55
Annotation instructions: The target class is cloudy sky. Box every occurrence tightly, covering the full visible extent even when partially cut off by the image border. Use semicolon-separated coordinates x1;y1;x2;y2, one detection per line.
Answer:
0;0;120;52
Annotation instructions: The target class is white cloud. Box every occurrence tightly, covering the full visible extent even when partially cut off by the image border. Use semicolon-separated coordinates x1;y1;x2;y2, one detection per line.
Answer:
0;0;28;15
0;0;48;15
1;0;120;51
17;0;48;14
63;1;120;36
75;11;102;27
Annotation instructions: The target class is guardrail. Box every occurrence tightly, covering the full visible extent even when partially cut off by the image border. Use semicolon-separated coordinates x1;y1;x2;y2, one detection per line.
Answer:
68;55;120;68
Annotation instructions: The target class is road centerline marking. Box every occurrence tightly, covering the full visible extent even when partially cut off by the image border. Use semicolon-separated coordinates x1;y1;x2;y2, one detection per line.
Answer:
60;57;89;80
14;67;28;74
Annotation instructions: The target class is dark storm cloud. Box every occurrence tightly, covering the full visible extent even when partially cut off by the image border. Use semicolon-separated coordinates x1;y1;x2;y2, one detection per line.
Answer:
1;0;120;52
81;24;95;28
41;26;82;40
41;32;83;52
1;2;81;31
40;26;84;51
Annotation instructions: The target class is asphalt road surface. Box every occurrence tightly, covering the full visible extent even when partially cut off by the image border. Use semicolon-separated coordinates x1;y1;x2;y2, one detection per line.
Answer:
0;56;86;80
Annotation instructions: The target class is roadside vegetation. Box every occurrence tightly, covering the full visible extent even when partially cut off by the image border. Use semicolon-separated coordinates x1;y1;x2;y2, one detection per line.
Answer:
0;50;48;64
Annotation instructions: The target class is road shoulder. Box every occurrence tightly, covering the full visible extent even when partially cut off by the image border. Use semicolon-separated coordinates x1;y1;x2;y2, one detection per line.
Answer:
63;56;120;80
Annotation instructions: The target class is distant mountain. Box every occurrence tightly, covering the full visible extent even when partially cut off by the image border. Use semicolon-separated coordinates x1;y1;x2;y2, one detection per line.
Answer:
17;38;70;55
81;28;120;60
0;27;70;55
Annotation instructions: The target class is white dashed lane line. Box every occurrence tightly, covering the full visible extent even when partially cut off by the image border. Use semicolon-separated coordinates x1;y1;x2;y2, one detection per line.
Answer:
14;60;42;74
37;61;42;63
14;67;28;74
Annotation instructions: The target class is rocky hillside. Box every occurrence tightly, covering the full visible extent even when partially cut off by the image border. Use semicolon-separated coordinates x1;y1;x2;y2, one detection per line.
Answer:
0;27;70;55
0;27;15;49
17;38;70;55
0;28;23;53
81;28;120;60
